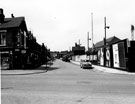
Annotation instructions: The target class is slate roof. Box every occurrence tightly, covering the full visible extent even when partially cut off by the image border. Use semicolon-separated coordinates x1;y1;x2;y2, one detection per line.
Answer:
94;36;121;48
0;17;25;29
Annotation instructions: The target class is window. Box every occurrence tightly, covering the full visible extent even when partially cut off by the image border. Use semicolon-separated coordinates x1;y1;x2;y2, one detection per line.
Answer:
0;32;6;46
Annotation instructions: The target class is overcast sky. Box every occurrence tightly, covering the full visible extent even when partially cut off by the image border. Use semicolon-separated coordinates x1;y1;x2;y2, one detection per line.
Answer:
1;0;135;51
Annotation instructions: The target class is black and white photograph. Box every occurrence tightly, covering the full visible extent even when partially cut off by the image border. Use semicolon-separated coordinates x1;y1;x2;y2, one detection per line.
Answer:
1;0;135;104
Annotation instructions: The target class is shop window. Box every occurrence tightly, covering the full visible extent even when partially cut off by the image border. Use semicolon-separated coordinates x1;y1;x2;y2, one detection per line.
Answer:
0;32;6;46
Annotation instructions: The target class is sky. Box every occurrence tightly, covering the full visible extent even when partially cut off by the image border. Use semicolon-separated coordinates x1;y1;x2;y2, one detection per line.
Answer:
1;0;135;51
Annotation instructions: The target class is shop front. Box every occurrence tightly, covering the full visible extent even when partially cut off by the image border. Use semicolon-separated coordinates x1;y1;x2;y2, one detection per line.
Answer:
0;51;11;69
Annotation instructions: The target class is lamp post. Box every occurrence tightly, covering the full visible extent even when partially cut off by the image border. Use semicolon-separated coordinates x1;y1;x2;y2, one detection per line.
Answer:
104;17;110;66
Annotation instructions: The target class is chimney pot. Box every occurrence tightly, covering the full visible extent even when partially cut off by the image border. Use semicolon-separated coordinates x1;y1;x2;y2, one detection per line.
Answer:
11;14;14;18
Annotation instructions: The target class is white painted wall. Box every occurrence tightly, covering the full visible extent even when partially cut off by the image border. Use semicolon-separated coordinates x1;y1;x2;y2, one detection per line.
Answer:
72;55;89;62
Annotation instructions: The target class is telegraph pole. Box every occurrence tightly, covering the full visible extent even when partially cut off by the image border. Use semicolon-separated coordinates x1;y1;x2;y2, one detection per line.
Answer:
87;32;89;51
104;17;109;66
104;17;106;66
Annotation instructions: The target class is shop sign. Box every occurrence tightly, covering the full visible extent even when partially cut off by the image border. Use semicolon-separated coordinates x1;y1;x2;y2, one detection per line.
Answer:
0;30;7;32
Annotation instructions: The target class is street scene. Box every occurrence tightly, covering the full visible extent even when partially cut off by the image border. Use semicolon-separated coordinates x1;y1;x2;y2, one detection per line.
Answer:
1;59;135;104
1;0;135;104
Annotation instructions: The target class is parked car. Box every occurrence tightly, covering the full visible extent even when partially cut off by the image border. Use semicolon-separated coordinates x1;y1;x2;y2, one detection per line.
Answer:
80;59;92;69
62;55;70;62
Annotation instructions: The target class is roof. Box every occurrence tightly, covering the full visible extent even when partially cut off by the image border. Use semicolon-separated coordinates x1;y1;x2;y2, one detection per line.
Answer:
72;46;85;51
0;17;25;29
94;36;121;48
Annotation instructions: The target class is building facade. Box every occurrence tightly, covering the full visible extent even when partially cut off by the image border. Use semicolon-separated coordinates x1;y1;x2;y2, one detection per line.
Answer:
72;43;85;55
0;8;50;69
87;36;135;72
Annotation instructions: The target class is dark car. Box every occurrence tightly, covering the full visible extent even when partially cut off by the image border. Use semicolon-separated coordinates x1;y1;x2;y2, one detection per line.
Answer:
62;56;70;62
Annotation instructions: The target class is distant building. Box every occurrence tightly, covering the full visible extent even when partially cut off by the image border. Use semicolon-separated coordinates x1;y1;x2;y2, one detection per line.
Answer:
72;43;85;55
50;51;59;58
57;50;69;58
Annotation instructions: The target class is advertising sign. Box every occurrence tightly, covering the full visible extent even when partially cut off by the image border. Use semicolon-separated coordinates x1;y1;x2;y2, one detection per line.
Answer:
112;40;127;69
117;42;126;68
99;48;104;65
112;44;120;67
106;48;110;67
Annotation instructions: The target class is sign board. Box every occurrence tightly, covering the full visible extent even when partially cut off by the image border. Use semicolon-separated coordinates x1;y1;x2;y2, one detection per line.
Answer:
112;44;120;67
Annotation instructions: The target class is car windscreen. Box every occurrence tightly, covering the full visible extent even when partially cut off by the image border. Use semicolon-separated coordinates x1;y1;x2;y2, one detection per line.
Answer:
81;60;90;62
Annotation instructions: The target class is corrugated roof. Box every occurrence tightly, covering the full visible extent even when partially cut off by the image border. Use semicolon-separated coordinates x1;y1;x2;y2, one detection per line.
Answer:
94;36;121;48
0;17;25;29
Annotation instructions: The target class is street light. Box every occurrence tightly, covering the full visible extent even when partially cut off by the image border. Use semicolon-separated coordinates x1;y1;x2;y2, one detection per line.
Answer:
104;17;110;66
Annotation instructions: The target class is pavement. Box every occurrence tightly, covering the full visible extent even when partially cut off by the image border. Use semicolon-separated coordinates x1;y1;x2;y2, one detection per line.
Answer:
1;64;50;75
70;60;135;75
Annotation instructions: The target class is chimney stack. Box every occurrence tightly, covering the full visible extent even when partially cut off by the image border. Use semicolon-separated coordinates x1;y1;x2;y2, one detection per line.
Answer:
11;13;14;18
0;8;5;24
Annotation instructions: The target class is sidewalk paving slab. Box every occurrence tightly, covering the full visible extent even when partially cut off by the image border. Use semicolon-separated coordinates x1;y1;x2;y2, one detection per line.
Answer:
70;60;135;75
1;64;50;75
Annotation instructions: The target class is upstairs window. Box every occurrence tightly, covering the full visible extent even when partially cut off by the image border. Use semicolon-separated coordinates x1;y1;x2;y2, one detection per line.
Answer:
0;32;6;46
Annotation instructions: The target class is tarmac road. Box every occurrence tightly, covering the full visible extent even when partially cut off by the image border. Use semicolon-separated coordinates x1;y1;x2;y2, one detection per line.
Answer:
1;59;135;104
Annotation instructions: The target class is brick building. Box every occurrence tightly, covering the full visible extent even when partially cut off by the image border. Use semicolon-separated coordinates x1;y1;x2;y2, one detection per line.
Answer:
0;8;50;69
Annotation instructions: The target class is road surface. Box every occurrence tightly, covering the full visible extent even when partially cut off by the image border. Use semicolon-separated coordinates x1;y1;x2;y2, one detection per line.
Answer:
1;59;135;104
